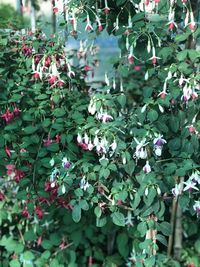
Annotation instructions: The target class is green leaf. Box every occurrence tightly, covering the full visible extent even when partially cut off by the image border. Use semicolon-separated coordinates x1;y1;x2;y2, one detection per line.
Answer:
46;143;59;152
9;260;21;267
23;126;38;134
137;221;147;237
175;32;190;42
96;217;107;227
100;168;110;179
74;188;83;197
72;205;81;223
177;50;188;61
156;234;168;246
116;233;129;257
79;199;89;211
194;239;200;253
117;94;126;107
94;206;102;218
53;108;66;117
147;110;158;122
169;116;179;133
145;187;157;206
131;192;141;209
50;259;59;267
124;160;135;176
159;221;172;236
111;212;125;227
23;251;35;261
144;256;156;267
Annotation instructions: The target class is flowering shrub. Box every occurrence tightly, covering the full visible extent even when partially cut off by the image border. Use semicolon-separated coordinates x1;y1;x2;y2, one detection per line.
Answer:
0;0;200;266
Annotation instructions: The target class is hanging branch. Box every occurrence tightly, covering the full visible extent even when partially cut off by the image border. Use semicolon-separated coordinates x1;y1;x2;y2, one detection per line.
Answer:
167;197;177;257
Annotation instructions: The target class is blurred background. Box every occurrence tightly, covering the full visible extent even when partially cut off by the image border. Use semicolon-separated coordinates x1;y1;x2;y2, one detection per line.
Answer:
0;0;119;83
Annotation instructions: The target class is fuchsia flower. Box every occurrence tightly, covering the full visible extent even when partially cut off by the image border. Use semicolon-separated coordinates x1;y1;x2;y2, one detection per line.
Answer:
143;161;151;174
22;206;30;218
13;106;21;116
98;24;103;32
48;75;57;85
6;164;15;176
14;169;25;183
0;191;5;201
32;72;40;80
153;135;166;156
134;66;141;71
43;135;53;146
55;134;60;143
37;236;42;247
128;55;134;65
96;112;113;123
158;90;167;99
57;80;64;87
80;177;90;191
183;180;199;192
45;57;51;68
104;0;110;14
193;201;200;216
5;146;11;157
53;6;59;13
85;15;93;31
84;65;93;72
62;157;71;169
1;110;14;123
35;206;44;219
172;183;183;198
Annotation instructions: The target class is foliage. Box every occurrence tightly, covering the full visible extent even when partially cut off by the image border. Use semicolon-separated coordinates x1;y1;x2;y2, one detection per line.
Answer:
0;0;200;266
0;4;29;30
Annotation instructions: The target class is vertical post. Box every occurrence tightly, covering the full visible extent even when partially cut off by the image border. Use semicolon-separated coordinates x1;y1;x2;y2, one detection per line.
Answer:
52;1;56;35
30;1;36;33
16;0;23;16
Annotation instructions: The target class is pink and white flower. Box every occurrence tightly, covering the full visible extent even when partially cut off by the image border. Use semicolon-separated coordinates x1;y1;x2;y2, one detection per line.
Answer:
143;161;151;174
153;135;166;156
193;201;200;216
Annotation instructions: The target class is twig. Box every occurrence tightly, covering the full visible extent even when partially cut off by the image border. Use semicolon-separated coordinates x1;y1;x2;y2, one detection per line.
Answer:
53;242;73;256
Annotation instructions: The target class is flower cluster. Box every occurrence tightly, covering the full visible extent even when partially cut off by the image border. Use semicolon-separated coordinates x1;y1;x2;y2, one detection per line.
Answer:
6;164;25;183
134;134;167;174
1;106;21;124
77;131;117;157
88;95;114;123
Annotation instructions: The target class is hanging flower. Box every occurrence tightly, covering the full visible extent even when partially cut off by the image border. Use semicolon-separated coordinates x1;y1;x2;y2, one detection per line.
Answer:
53;6;59;13
43;135;53;146
143;161;151;174
1;110;14;123
134;138;148;160
62;157;71;169
153;135;166;156
189;171;200;185
5;146;11;157
104;0;110;14
183;179;199;192
35;206;44;219
193;201;200;216
85;15;93;31
48;75;57;85
172;183;183;198
96;112;113;123
0;191;5;201
80;177;90;191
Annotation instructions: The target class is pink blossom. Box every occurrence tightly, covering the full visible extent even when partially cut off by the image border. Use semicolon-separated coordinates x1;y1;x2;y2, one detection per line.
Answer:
48;75;57;85
1;110;14;123
43;135;53;146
